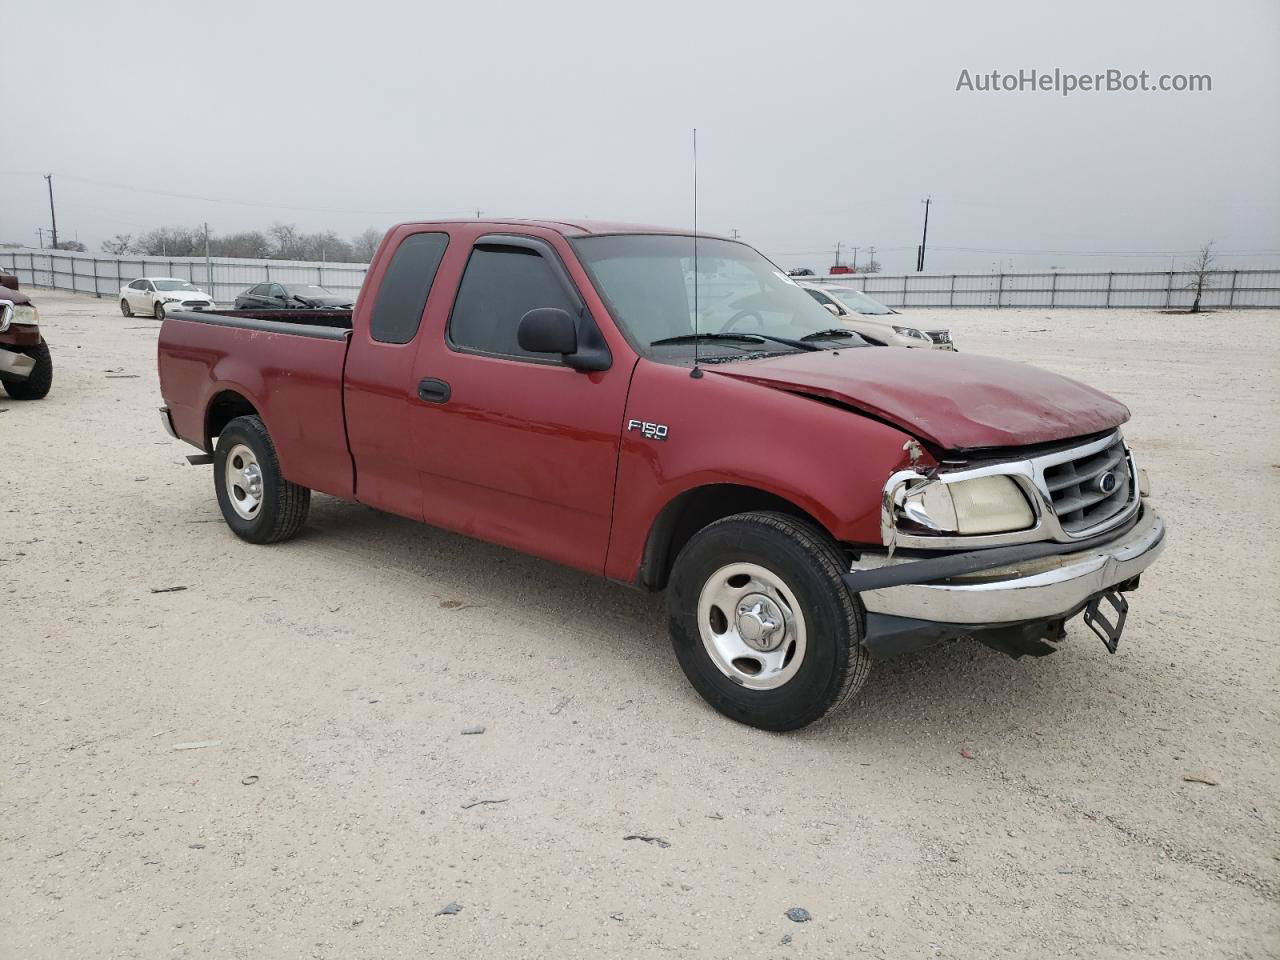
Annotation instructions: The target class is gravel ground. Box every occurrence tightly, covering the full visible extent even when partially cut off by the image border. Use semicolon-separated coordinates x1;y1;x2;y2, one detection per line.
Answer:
2;291;1277;959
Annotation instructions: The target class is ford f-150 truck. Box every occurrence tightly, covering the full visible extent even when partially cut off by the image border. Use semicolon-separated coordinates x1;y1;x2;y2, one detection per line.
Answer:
157;220;1166;731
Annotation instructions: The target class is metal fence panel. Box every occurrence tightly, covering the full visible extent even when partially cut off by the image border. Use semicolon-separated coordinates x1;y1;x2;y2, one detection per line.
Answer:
804;268;1279;309
3;248;1277;310
0;248;371;306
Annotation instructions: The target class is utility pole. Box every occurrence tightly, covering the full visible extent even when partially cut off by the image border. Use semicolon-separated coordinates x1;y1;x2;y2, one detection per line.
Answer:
852;247;859;272
204;222;213;296
44;174;59;250
916;195;931;272
731;228;740;240
834;241;842;269
35;227;45;249
867;245;877;272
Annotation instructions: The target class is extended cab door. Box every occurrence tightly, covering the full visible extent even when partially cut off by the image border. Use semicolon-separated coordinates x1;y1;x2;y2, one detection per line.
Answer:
408;232;633;575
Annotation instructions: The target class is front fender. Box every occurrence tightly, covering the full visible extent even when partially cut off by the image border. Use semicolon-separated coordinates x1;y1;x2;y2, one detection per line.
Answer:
604;359;928;583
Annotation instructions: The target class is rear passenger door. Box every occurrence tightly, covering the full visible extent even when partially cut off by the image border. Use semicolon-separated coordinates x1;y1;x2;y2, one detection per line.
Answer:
343;231;452;521
408;234;633;575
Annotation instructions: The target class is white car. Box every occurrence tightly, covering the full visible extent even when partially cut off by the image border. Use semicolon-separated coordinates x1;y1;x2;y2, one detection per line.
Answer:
119;278;214;319
799;283;955;350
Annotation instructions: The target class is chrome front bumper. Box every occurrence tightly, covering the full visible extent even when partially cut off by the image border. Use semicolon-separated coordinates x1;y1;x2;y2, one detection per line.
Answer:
853;505;1166;625
0;348;36;380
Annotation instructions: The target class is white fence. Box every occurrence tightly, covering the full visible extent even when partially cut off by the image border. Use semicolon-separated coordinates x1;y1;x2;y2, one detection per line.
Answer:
0;248;369;306
808;268;1280;309
3;247;1278;310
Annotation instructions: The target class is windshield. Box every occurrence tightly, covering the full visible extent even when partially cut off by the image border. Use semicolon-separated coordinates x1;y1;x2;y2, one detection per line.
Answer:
572;235;864;361
154;279;200;292
825;286;894;315
287;285;333;297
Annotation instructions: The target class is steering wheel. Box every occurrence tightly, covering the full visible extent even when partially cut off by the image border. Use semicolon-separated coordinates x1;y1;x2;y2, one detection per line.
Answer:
720;309;766;334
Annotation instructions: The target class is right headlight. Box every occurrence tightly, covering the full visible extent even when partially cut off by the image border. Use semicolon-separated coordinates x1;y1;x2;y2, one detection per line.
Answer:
0;302;38;332
897;475;1034;536
892;325;931;342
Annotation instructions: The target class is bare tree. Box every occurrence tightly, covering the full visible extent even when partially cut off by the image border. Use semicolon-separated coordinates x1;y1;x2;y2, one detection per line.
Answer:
268;223;303;260
54;240;87;252
102;234;133;255
1185;241;1215;313
352;228;383;262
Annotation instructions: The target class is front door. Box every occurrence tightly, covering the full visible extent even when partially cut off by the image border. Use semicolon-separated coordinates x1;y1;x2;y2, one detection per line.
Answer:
409;235;633;575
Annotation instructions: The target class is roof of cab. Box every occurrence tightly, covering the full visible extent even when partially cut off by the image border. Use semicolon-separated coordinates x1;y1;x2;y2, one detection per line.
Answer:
395;218;730;240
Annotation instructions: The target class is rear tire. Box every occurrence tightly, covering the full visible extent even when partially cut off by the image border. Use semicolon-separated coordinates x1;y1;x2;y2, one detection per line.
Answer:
121;299;133;317
667;511;870;731
2;339;53;400
213;415;310;544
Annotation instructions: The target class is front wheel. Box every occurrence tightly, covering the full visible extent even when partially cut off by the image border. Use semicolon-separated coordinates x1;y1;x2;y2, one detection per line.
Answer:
213;415;310;544
2;339;53;400
667;512;870;731
153;301;165;320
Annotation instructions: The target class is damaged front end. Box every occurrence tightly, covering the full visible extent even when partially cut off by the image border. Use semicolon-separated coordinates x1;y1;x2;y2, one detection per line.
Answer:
848;430;1166;659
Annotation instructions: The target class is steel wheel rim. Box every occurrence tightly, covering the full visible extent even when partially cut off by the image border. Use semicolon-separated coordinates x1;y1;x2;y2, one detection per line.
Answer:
696;561;807;690
224;442;264;521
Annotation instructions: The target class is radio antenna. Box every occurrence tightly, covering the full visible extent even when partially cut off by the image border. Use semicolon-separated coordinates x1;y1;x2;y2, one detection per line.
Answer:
691;127;703;379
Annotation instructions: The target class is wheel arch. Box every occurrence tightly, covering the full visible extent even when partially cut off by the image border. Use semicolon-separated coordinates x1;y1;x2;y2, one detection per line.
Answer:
637;483;838;592
205;388;261;451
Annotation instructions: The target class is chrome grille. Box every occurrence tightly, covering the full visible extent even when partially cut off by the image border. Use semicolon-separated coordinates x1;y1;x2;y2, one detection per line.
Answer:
1042;435;1132;534
927;329;951;344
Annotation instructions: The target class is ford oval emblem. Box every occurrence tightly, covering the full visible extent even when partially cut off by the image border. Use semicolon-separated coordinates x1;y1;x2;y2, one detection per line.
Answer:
1097;471;1118;494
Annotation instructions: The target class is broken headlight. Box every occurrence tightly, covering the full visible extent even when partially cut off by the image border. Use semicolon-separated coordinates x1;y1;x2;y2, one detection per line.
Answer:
896;475;1034;536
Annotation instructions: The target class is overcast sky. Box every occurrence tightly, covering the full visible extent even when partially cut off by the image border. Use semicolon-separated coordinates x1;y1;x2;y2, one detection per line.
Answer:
3;0;1277;273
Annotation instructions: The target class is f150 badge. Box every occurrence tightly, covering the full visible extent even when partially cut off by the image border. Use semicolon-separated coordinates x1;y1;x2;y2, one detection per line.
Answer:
628;419;669;441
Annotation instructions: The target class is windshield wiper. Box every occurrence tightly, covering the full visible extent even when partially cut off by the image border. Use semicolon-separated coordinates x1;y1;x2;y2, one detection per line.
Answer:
800;328;860;342
650;332;819;352
650;333;764;346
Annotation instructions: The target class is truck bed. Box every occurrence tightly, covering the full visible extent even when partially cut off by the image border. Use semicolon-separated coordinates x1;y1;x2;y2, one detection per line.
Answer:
159;309;355;498
171;308;353;337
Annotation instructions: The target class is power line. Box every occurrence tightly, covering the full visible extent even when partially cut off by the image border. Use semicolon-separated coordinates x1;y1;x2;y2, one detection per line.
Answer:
3;170;473;219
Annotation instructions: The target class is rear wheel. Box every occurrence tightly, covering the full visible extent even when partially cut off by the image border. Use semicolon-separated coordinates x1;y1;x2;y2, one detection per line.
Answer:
2;339;53;400
120;298;133;317
213;415;310;544
667;511;870;731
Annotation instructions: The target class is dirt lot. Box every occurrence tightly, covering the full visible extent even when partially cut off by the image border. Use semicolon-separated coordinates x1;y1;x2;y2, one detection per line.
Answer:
2;290;1277;959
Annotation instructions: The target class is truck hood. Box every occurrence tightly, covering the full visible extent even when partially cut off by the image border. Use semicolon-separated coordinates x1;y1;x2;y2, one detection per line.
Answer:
707;347;1129;450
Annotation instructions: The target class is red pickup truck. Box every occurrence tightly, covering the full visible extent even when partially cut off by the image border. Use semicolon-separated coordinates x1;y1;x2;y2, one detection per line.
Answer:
158;220;1166;730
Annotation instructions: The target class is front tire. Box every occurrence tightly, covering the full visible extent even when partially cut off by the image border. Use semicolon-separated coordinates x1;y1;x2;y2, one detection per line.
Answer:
2;339;53;400
213;415;310;544
121;299;133;317
153;301;165;320
667;512;870;731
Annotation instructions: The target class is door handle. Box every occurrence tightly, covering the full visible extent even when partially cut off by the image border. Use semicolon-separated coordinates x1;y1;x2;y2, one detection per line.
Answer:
417;378;451;404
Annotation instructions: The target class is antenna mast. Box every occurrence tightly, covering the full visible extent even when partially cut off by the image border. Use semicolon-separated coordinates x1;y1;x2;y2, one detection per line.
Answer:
691;128;702;378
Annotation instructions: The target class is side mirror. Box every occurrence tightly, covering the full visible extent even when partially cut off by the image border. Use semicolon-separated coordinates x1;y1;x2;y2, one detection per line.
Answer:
518;307;578;355
823;302;841;317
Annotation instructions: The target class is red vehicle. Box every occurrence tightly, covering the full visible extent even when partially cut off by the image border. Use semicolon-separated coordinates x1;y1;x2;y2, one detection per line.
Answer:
0;274;53;400
157;220;1166;730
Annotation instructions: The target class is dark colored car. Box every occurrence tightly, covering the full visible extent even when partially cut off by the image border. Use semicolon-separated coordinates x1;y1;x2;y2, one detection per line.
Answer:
234;282;354;310
0;274;52;400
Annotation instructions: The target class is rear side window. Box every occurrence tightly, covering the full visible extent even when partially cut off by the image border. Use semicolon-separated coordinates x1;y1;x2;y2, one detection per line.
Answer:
370;232;449;344
448;245;578;360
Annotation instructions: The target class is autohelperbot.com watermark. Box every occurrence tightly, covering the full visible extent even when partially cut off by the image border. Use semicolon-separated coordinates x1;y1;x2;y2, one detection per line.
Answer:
955;68;1212;96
